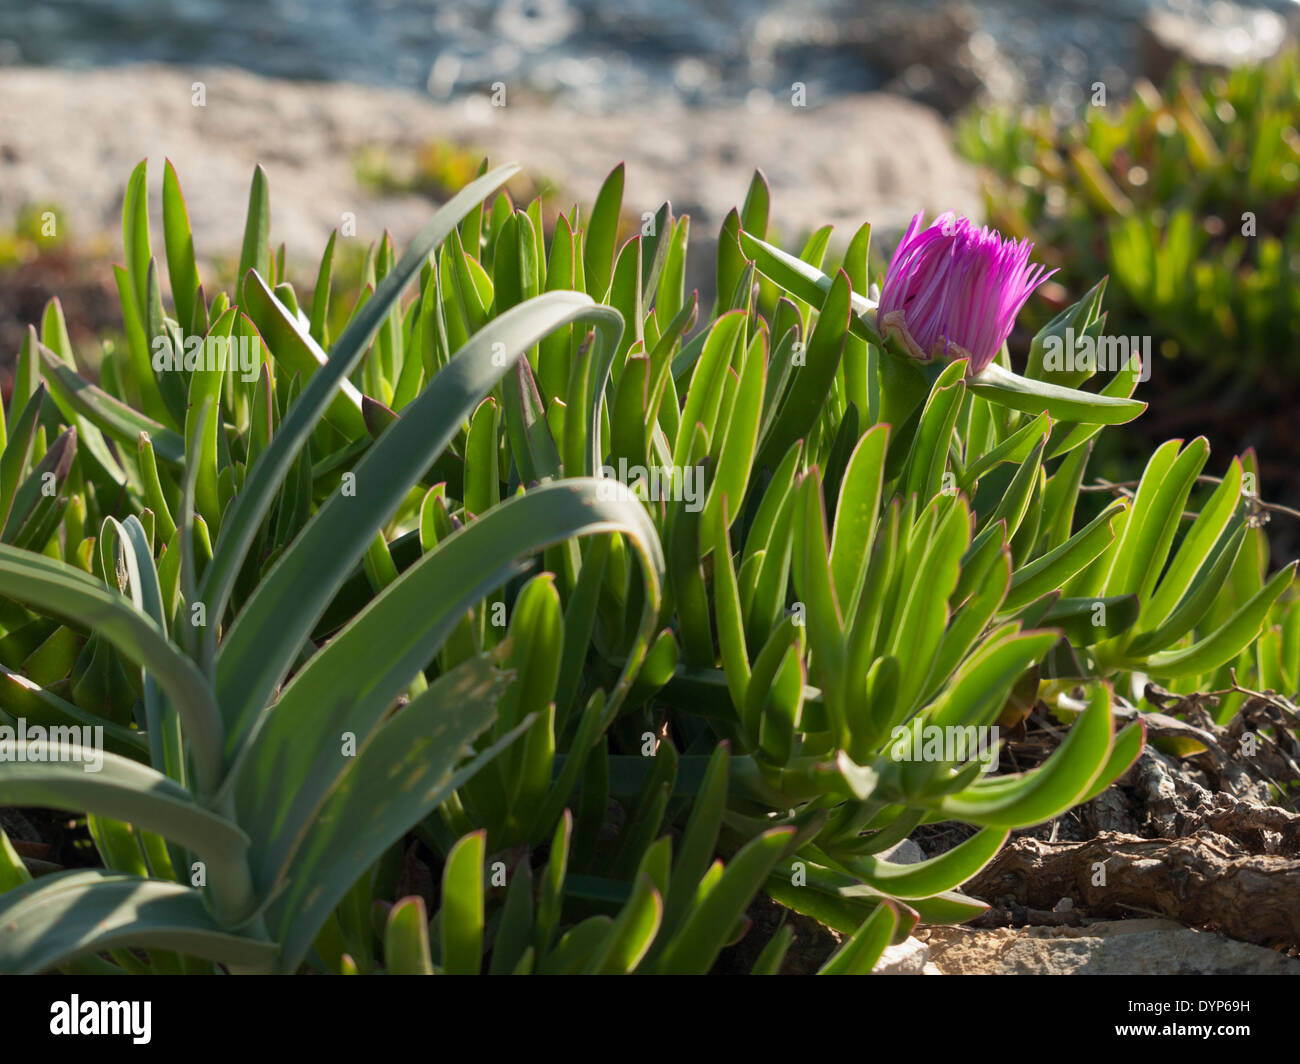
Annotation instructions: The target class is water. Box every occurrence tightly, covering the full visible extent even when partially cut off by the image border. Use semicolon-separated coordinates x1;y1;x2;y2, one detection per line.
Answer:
0;0;1294;113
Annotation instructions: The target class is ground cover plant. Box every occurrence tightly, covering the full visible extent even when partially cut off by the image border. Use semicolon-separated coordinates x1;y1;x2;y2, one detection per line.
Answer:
954;48;1300;495
0;156;1293;974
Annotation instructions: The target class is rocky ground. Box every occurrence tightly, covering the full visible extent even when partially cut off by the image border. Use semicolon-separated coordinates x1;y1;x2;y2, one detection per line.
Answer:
888;689;1300;974
919;919;1300;975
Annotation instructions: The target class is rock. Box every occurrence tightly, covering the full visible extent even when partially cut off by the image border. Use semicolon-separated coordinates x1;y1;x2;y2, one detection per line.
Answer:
1138;5;1293;86
871;935;935;974
879;838;926;865
921;919;1300;975
0;63;981;275
839;1;1022;115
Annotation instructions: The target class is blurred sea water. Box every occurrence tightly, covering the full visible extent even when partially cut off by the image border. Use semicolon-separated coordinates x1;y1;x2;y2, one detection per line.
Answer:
0;0;1294;113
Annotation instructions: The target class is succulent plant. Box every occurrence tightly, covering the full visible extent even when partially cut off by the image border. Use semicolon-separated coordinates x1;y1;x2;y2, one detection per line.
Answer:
0;158;1291;974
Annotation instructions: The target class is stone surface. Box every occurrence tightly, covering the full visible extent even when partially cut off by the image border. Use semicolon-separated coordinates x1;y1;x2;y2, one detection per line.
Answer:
834;1;1023;115
0;63;981;270
879;838;927;865
920;919;1300;975
872;935;936;974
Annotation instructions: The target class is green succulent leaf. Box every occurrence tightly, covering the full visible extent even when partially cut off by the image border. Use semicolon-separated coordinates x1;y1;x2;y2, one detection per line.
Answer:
0;871;277;975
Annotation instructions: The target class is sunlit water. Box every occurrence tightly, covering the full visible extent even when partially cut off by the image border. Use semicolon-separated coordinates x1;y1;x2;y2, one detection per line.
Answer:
0;0;1293;111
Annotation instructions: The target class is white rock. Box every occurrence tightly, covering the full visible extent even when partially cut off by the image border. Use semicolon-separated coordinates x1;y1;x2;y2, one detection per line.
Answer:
878;838;926;865
872;936;932;974
922;920;1300;975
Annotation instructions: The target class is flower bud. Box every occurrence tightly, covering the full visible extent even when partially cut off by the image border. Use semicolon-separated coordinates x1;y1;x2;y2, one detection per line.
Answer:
877;211;1055;375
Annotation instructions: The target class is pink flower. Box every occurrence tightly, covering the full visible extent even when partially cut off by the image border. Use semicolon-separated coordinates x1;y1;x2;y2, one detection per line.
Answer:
877;212;1055;375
